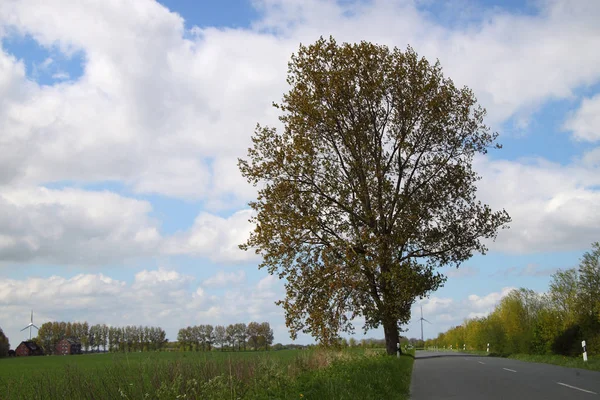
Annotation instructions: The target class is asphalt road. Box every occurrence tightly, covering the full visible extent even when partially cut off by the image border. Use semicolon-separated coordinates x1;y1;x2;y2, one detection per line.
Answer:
410;351;600;399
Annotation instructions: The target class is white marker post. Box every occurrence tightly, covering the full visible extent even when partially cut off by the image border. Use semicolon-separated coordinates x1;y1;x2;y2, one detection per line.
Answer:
463;344;466;351
582;340;588;362
450;344;452;350
487;343;490;353
397;342;400;358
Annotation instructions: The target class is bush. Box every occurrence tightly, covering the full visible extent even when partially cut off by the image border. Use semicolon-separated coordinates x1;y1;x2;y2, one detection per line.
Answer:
552;325;582;356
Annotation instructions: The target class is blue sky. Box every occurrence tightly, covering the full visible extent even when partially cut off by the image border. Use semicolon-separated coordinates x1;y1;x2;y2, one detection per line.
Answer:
0;0;599;347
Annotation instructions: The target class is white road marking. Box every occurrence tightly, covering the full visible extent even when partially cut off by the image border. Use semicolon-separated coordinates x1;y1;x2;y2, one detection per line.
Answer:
557;382;598;395
503;368;517;373
478;361;485;364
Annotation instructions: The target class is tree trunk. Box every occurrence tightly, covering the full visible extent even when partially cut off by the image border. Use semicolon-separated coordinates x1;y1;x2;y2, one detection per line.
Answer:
383;318;401;356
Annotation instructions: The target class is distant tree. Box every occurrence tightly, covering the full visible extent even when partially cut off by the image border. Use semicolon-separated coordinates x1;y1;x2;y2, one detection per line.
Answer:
238;36;511;355
348;337;357;347
108;326;118;352
235;323;247;351
272;343;284;351
204;325;215;351
81;322;90;352
36;322;55;355
177;327;190;351
214;325;226;351
101;324;109;352
259;322;274;350
0;327;9;358
225;324;236;351
247;322;261;351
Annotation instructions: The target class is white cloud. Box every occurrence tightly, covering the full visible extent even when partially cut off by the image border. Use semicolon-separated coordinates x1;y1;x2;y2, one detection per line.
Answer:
0;0;598;205
202;270;246;288
0;186;161;265
163;209;257;263
564;94;600;142
475;152;600;253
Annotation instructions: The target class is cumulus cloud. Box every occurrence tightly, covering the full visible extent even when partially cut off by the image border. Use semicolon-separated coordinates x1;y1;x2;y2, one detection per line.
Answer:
0;0;599;201
564;94;600;142
475;152;600;253
0;0;598;283
163;209;257;263
202;270;246;288
0;186;161;265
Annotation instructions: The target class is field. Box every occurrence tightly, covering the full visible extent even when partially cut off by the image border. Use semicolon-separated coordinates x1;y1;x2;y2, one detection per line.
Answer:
0;348;414;399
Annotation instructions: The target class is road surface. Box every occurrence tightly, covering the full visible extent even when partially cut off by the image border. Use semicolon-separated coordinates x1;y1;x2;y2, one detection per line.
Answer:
410;351;600;399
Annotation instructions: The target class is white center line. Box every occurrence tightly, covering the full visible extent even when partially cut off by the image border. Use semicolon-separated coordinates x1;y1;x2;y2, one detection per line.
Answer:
503;368;517;373
478;361;485;364
557;382;597;395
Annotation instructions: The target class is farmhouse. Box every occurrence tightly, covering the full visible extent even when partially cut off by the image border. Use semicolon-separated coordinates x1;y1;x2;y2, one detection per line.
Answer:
15;341;44;356
55;337;82;355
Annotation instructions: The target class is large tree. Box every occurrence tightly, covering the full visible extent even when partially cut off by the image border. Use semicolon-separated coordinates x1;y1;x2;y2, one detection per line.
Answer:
239;36;510;355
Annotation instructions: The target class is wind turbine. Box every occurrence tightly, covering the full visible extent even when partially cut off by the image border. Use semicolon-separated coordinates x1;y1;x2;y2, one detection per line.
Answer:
21;310;39;340
419;305;431;344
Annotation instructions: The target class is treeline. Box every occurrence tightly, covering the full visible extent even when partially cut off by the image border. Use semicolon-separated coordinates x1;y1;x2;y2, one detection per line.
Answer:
36;321;167;354
429;242;600;357
177;322;274;351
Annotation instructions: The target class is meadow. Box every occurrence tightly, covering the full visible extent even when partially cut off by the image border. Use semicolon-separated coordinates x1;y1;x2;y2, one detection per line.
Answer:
0;348;414;399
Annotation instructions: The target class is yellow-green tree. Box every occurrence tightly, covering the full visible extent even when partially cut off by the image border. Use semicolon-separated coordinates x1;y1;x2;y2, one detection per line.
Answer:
239;36;511;355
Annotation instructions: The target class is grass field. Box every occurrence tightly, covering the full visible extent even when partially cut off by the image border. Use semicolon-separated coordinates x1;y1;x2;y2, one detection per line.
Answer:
0;348;414;399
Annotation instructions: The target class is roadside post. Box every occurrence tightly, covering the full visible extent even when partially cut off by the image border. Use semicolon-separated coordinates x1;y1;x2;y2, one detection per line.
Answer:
463;344;466;351
487;343;489;353
397;342;400;358
582;340;588;362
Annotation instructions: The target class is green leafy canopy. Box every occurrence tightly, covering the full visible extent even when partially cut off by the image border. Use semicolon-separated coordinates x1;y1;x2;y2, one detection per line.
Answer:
238;36;510;352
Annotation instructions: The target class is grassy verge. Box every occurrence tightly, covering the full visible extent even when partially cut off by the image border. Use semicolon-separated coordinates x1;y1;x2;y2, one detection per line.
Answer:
0;349;414;399
506;353;600;371
287;350;414;400
448;349;600;371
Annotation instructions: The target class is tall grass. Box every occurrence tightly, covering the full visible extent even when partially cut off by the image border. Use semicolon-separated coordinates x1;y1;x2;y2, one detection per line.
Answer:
0;348;414;399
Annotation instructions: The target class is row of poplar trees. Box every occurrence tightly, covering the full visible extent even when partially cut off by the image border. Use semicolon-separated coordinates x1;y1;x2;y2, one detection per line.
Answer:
177;322;274;351
429;242;600;356
36;321;167;354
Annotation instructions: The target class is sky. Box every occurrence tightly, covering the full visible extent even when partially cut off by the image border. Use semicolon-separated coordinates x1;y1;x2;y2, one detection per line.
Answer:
0;0;599;347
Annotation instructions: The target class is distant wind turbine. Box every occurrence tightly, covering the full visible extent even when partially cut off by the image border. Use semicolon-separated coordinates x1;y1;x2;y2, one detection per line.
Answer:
419;305;431;343
21;310;39;340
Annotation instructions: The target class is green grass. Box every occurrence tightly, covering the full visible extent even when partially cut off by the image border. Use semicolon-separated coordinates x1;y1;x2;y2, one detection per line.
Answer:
290;350;414;400
0;350;298;379
446;349;600;372
504;353;600;371
0;349;414;399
